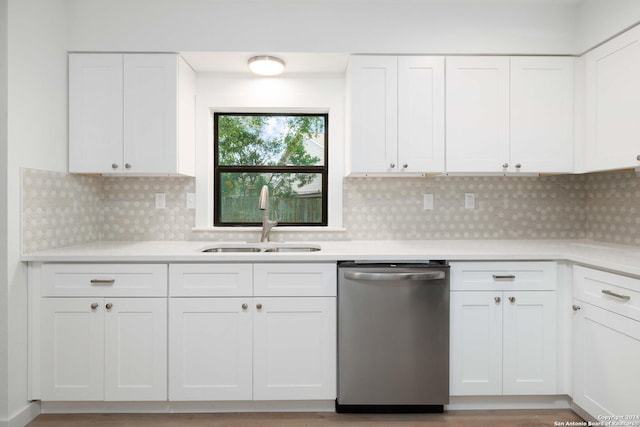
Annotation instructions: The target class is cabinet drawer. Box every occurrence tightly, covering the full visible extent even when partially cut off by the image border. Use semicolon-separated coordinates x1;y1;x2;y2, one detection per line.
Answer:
450;261;557;291
169;264;252;297
40;264;167;297
254;263;336;297
573;265;640;322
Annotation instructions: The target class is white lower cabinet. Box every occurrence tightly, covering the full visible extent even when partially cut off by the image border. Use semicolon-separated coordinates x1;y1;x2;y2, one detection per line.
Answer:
169;298;253;401
168;263;337;401
41;297;167;401
572;302;640;417
572;266;640;418
450;262;557;396
253;297;336;400
450;291;557;395
450;292;502;395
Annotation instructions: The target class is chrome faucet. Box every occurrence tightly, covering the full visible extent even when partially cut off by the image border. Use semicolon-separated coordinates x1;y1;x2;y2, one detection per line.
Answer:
258;185;278;242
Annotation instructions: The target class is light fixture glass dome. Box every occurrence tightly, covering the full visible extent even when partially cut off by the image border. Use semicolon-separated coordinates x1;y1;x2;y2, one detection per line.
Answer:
248;55;286;76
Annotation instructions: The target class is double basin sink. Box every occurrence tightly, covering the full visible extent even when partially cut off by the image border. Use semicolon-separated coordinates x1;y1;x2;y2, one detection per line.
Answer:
201;242;321;253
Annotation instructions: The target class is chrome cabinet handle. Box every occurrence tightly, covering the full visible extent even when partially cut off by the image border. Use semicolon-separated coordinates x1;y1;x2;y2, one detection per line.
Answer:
242;303;248;310
493;274;516;280
256;303;263;310
125;163;132;169
494;296;501;303
389;163;396;169
602;290;631;301
637;154;640;161
515;163;522;169
508;296;516;303
572;304;581;311
90;279;115;285
111;163;118;169
502;163;508;169
91;303;99;310
105;303;113;310
402;163;408;169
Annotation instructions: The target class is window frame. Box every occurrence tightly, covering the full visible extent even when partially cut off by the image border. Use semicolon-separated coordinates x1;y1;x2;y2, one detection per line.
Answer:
213;112;329;227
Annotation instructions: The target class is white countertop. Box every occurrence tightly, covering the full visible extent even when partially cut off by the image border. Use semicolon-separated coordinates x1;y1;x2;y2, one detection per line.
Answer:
21;239;640;277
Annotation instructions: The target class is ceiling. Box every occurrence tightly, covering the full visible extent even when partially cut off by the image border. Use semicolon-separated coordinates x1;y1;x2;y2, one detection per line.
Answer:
181;52;349;74
181;0;586;74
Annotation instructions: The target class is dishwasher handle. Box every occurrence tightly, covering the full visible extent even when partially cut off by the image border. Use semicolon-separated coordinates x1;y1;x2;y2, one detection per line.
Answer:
344;270;446;282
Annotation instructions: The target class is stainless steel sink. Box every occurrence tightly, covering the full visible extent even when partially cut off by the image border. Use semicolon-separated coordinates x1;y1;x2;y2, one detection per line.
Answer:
264;246;321;253
202;247;263;253
201;242;321;253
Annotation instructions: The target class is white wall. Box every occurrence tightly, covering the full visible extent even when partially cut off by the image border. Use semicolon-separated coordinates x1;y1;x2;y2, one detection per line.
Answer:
67;0;578;54
0;0;9;424
5;0;69;424
194;73;345;228
577;0;640;53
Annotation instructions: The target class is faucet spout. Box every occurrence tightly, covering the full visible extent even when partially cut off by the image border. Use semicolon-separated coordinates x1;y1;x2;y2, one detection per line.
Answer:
258;185;277;242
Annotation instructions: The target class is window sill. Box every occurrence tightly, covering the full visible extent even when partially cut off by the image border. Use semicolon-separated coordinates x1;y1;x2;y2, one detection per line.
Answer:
192;226;347;233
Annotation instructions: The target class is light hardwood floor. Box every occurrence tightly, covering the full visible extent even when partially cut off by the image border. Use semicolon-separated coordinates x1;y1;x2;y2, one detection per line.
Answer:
27;409;584;426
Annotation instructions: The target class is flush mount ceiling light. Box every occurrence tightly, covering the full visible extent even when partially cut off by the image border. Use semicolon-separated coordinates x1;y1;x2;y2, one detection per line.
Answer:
248;55;286;76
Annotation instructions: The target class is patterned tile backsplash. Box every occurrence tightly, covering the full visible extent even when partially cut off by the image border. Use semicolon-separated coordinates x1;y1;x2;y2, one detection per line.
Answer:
20;168;640;253
343;175;586;241
22;168;102;253
585;171;640;245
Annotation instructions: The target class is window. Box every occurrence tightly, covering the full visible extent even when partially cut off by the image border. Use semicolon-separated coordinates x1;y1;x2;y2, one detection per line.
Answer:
214;113;328;226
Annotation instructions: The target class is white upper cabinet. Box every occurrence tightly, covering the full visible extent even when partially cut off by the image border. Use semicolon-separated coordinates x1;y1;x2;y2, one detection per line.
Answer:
446;56;574;174
510;57;574;173
347;55;445;175
446;56;510;173
397;56;445;173
347;56;397;174
69;54;124;174
585;24;640;172
69;53;196;176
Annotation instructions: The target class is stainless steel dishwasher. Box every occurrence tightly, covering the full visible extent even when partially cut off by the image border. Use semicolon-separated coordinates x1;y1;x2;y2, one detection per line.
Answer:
336;261;450;413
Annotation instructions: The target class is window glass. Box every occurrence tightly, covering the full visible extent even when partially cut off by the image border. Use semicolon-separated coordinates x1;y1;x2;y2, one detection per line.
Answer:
214;113;328;226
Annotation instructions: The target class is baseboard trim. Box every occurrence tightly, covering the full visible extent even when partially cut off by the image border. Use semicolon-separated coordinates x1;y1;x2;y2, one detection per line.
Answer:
570;402;596;423
37;397;577;416
446;395;572;411
41;400;335;414
1;401;41;427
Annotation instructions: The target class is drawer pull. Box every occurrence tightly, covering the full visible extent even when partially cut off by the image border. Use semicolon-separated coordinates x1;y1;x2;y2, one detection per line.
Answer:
492;274;516;280
602;289;631;301
90;279;115;285
508;296;516;303
572;304;581;311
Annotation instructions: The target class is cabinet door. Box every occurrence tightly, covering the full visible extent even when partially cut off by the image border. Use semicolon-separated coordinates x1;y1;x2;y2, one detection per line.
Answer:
123;54;179;174
573;302;640;417
40;298;104;401
253;297;336;400
450;292;503;396
69;54;123;173
348;56;398;173
103;298;167;401
502;291;557;395
510;57;574;173
397;56;445;173
446;56;510;173
585;25;640;171
169;298;252;401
